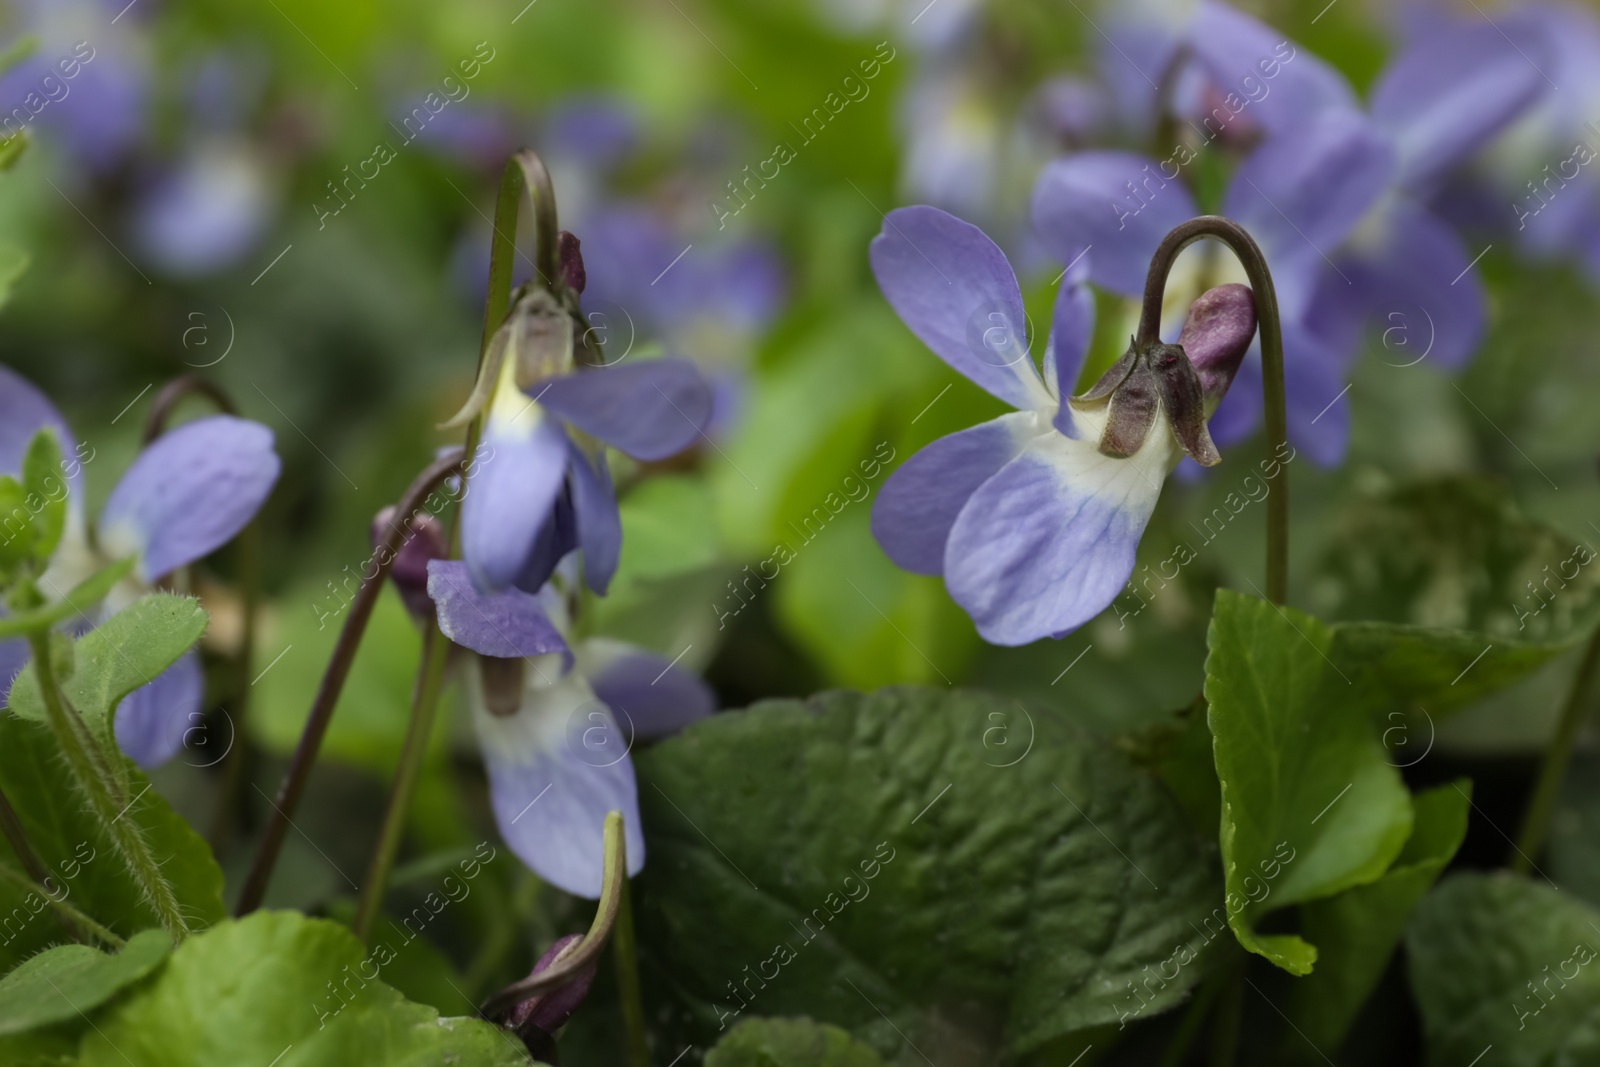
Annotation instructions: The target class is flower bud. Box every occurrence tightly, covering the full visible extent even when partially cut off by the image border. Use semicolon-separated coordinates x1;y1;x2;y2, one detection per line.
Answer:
506;934;597;1040
369;506;448;622
558;231;586;294
1178;283;1256;403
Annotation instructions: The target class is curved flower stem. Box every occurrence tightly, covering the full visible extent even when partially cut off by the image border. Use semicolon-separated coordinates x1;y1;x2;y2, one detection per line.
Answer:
1512;622;1600;873
1140;216;1290;604
479;812;627;1020
0;861;123;948
614;875;649;1067
27;632;190;936
235;450;466;915
349;150;555;941
140;375;262;851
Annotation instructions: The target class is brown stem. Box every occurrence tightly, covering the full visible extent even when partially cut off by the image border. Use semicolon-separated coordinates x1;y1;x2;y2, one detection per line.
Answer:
142;375;238;440
235;449;466;914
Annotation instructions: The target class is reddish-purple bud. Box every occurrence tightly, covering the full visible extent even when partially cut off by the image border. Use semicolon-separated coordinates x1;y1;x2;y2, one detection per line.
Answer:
506;934;597;1038
558;231;586;295
1179;283;1257;403
369;506;448;622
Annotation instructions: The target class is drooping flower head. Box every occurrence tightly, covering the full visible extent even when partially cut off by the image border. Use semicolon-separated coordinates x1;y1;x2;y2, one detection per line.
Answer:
869;207;1255;645
0;364;279;765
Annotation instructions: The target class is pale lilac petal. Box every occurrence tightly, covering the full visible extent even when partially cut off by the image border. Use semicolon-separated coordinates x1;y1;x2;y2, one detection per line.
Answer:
869;206;1052;412
98;416;279;582
113;650;203;769
1031;151;1199;296
535;359;710;462
0;365;77;495
1342;200;1484;370
475;672;644;898
1045;257;1094;420
567;439;620;596
513;492;578;597
462;408;569;592
1223;109;1394;271
428;560;569;660
1282;319;1351;467
1369;16;1553;189
578;637;715;741
0;637;28;691
872;411;1044;576
1188;4;1356;135
945;427;1174;645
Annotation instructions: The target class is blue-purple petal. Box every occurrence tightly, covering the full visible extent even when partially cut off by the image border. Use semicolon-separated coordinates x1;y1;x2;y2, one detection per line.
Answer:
113;650;203;769
0;365;75;491
428;560;569;660
1031;151;1199;296
1187;3;1356;136
1045;256;1094;416
567;439;621;596
944;431;1171;645
535;359;710;462
580;637;715;741
462;409;570;592
872;411;1043;576
1369;16;1553;189
869;206;1052;412
98;416;279;582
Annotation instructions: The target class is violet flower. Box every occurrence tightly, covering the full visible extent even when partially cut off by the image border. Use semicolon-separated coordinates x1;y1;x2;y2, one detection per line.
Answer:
450;271;713;598
424;559;713;896
1032;16;1550;465
868;206;1256;645
0;364;279;765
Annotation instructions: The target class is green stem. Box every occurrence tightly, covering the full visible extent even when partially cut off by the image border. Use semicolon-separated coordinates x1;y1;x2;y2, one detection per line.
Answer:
1207;957;1243;1067
614;875;649;1067
1139;216;1290;605
0;785;85;944
352;626;451;943
235;451;467;915
0;861;124;949
27;632;189;937
1160;969;1223;1067
1512;622;1600;873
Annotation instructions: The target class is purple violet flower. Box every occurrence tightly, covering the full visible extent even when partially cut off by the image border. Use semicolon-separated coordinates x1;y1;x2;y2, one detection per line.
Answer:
0;364;280;766
868;206;1256;645
425;559;714;896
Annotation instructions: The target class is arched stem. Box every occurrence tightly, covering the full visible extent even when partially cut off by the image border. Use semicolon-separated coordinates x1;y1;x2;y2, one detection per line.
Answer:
1512;621;1600;872
479;812;627;1021
235;449;466;915
1140;216;1289;604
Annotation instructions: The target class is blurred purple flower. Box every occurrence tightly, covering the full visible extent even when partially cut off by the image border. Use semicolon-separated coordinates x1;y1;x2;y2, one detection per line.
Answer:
426;559;714;896
131;141;274;276
0;364;279;766
868;206;1256;645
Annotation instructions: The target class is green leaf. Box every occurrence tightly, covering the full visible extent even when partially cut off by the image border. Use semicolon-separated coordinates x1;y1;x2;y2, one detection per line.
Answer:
1205;591;1414;975
1408;873;1600;1066
6;595;207;743
0;930;171;1036
20;429;66;565
0;244;29;313
1310;476;1600;643
1205;590;1571;975
1287;781;1471;1048
635;686;1220;1060
0;715;224;972
0;559;135;641
616;474;720;581
0;474;34;575
706;1017;887;1067
74;911;533;1066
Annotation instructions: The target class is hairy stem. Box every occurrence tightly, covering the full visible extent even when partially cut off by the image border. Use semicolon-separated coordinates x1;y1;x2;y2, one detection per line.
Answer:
1140;216;1290;604
1512;622;1600;873
0;861;124;948
236;450;467;915
0;784;85;943
28;632;189;936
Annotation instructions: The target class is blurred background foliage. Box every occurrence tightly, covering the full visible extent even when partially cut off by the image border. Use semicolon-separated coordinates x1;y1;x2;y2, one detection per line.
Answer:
5;0;1600;1055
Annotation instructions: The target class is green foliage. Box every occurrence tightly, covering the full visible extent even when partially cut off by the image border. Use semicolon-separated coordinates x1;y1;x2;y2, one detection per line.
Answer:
0;559;135;641
6;595;208;746
706;1017;887;1067
0;714;224;972
52;912;534;1066
634;686;1219;1059
0;930;170;1036
1288;782;1470;1048
1204;591;1561;974
1408;873;1600;1066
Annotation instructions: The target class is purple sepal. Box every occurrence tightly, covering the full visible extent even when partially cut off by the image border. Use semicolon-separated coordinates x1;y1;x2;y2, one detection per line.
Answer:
505;933;597;1035
370;506;449;622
